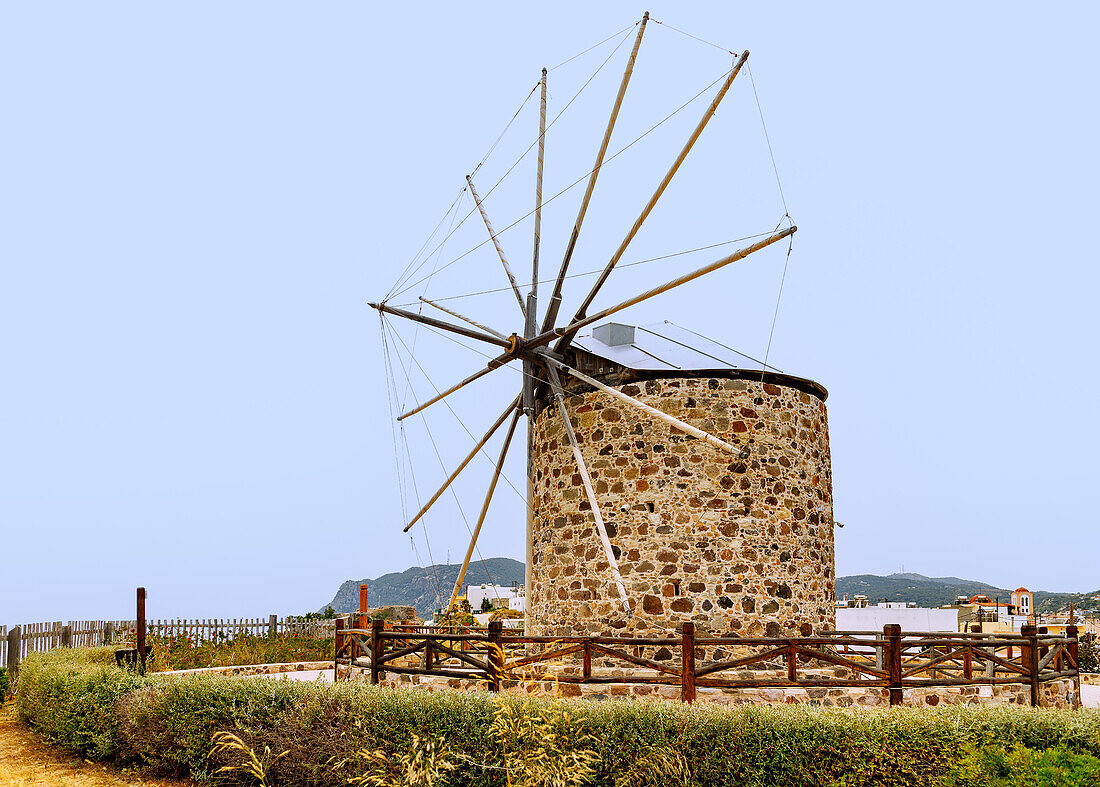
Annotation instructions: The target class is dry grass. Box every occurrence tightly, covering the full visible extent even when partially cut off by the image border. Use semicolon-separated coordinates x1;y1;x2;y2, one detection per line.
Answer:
0;702;194;787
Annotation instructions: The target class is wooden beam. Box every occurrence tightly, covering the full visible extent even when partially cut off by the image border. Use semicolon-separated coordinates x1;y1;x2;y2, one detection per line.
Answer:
544;362;631;613
546;357;740;456
532;225;797;353
541;12;650;334
467;175;526;319
403;395;521;532
418;296;507;340
447;408;522;611
566;51;751;333
370;301;509;349
398;363;501;421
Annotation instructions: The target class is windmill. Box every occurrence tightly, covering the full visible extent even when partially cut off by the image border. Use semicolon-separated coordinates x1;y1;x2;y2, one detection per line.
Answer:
369;13;828;635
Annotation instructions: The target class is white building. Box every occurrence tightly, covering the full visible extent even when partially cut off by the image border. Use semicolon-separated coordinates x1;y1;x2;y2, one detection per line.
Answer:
465;583;525;612
837;603;959;633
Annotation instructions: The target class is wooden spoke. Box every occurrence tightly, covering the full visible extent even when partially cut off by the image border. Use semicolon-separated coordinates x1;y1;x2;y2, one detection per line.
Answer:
546;357;740;456
539;225;796;353
419;296;507;340
402;395;521;532
398;363;501;422
567;50;751;330
541;12;650;334
543;362;631;612
467;175;527;319
370;301;509;349
447;407;523;611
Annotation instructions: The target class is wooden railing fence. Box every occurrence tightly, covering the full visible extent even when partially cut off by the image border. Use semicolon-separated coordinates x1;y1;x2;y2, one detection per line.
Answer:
335;622;1080;706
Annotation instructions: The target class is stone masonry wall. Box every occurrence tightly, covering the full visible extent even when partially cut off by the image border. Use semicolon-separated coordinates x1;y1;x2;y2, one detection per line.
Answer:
528;376;833;639
339;667;1080;709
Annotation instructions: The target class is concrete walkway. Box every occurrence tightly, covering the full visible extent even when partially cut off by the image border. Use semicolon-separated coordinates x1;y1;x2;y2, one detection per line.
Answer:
1082;685;1098;709
241;668;333;683
240;670;1100;707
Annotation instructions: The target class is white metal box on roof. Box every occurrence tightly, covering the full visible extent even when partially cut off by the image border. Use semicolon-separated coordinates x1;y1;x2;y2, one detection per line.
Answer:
574;320;781;373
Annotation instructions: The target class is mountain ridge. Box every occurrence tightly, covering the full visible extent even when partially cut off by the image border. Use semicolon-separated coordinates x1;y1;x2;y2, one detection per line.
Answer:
322;560;1098;618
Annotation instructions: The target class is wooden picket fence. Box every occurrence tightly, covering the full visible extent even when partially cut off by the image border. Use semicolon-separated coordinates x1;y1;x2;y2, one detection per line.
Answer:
2;616;335;680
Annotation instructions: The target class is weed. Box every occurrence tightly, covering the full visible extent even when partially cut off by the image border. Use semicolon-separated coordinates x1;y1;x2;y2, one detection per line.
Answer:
211;731;288;786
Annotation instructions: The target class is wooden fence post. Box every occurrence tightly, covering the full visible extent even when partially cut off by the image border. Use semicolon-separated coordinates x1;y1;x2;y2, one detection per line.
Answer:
61;625;71;647
1021;624;1039;707
787;639;797;682
5;626;19;683
487;620;504;693
1067;625;1079;673
681;622;696;703
268;614;277;639
370;618;384;686
104;621;114;646
582;639;591;681
136;587;147;675
334;618;344;682
884;624;902;706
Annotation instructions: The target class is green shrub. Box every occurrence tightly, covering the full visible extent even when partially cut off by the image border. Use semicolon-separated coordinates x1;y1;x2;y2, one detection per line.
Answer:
0;666;9;700
1079;638;1098;674
12;647;1100;786
15;647;147;758
940;743;1100;786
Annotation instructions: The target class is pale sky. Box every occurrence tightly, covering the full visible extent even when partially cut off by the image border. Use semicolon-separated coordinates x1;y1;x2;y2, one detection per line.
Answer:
3;2;1097;624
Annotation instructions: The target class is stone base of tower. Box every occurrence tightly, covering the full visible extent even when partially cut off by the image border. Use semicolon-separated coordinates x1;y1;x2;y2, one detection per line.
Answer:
527;375;835;639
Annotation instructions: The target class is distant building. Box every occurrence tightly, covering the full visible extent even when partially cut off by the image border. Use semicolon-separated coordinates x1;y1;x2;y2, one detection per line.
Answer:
942;591;1030;633
1011;588;1032;618
466;583;525;613
836;601;958;633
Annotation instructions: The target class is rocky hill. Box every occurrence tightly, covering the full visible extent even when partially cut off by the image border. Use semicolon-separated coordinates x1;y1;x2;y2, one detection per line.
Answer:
322;558;525;619
323;561;1096;619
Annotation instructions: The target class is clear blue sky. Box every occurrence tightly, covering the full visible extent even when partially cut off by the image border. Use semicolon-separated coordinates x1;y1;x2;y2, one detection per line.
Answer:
3;2;1097;624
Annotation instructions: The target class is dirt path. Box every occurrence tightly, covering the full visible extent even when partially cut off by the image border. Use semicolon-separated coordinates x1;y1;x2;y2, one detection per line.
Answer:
0;703;195;787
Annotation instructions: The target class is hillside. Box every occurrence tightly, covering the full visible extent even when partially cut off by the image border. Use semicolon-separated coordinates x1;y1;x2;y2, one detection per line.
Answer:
323;558;525;618
324;561;1096;619
837;573;1100;613
837;573;1012;608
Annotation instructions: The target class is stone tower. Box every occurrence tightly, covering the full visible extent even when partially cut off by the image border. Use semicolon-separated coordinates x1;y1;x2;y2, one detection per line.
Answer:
527;321;834;639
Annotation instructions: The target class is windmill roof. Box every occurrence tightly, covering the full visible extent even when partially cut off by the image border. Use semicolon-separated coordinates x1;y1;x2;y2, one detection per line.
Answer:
572;321;779;373
571;321;828;400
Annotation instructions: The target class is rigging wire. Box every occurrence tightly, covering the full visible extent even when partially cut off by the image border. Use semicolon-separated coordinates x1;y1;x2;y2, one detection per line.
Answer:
471;83;542;179
547;22;638;72
389;228;781;307
382;314;448;612
760;236;794;382
651;18;736;56
388;25;637;300
747;63;789;217
383;317;504;594
383;316;533;512
390;63;739;300
399;193;466;411
386;188;466;302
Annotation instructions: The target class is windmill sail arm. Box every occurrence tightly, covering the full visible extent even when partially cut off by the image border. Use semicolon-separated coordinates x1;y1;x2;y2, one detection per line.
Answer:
542;224;796;353
541;12;650;334
370;302;510;349
545;357;740;456
544;362;631;613
565;50;751;330
419;296;508;340
403;395;521;532
398;363;500;421
467;175;527;320
447;405;523;611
